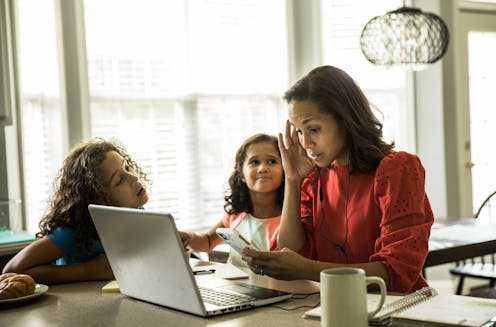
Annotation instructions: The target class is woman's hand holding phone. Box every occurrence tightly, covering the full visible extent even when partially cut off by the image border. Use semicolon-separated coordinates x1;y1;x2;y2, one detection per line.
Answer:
216;228;258;255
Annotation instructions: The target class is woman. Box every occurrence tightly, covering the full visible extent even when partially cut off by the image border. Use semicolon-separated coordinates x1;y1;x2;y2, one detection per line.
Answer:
242;66;434;293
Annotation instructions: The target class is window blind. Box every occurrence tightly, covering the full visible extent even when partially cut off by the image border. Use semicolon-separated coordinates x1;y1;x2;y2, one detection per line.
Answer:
321;0;414;151
84;0;288;229
15;0;417;233
16;0;64;234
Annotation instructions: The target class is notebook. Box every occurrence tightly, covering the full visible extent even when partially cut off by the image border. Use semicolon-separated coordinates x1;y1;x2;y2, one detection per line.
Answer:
0;230;35;245
303;286;496;327
88;204;292;316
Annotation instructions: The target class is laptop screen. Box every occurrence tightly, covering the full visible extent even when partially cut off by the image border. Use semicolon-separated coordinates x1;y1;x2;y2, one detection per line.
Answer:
88;204;206;315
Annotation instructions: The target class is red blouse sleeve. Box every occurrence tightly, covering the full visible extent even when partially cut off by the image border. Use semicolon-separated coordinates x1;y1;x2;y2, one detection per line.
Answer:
370;152;434;293
297;171;319;258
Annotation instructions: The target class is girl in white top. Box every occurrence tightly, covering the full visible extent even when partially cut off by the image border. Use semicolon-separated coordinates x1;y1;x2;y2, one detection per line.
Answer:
179;133;284;267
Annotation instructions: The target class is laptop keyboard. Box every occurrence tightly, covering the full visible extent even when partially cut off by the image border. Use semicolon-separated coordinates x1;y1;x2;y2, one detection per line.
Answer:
199;287;256;307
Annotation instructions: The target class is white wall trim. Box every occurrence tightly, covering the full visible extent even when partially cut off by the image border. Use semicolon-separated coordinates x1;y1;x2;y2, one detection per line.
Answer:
286;0;322;84
0;0;25;228
56;0;90;148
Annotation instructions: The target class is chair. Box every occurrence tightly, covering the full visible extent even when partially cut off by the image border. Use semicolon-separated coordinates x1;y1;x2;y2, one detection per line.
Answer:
449;190;496;295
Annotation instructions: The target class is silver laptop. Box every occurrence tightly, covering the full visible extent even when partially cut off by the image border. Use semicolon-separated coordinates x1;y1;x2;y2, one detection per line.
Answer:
88;204;292;316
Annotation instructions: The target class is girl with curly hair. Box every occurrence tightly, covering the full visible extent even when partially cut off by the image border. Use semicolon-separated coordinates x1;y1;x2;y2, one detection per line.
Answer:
3;138;149;284
179;133;284;267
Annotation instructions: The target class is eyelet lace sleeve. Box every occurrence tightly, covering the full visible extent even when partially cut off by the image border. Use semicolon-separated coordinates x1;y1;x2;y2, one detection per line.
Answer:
371;151;434;293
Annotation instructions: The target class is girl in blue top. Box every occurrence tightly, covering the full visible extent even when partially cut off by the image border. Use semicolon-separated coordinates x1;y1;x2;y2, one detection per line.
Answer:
2;138;149;284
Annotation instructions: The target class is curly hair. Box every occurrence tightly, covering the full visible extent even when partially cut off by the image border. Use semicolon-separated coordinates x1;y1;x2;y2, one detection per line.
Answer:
283;65;394;173
36;138;149;252
224;133;284;215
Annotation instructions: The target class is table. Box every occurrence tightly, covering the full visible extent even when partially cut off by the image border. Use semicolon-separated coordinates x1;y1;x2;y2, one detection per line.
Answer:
0;260;485;327
3;219;494;327
0;274;418;327
0;269;322;327
425;217;496;268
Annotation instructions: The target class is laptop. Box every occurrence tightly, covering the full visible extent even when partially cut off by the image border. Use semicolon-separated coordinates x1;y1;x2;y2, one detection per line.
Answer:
88;204;292;316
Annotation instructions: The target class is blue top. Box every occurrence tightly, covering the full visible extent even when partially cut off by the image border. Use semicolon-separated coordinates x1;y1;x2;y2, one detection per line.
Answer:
47;227;104;265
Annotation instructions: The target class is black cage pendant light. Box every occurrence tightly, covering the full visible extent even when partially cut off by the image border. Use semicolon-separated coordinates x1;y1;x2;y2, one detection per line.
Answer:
360;4;449;71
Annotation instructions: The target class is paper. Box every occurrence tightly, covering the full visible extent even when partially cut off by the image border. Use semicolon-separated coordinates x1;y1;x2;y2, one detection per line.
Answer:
392;294;496;326
304;292;496;327
189;259;248;280
101;280;120;293
303;293;402;320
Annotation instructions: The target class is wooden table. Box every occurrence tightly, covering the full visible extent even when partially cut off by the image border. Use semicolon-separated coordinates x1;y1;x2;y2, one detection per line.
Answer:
2;258;488;327
425;217;496;268
0;266;417;327
0;269;323;327
3;219;495;327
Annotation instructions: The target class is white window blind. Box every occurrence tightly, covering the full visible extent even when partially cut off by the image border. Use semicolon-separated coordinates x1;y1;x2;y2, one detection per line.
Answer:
14;0;417;233
84;0;288;229
16;0;64;234
321;0;414;152
196;96;286;221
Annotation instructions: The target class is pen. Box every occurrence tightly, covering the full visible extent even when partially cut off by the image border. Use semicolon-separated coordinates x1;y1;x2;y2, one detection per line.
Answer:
193;269;216;275
481;316;496;327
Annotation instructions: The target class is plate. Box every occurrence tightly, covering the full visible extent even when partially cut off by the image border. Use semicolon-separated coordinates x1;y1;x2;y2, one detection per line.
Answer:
0;283;49;305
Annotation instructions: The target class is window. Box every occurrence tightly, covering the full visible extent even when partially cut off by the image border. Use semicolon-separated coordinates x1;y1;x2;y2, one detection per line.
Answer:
321;0;414;151
467;31;496;214
84;0;288;229
16;0;64;233
14;0;415;233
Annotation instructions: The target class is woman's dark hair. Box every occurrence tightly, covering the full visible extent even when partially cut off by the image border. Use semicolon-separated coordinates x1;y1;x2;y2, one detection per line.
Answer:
37;138;149;252
283;65;394;173
224;133;284;215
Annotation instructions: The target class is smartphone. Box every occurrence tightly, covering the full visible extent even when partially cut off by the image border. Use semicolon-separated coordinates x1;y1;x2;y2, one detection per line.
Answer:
216;228;259;255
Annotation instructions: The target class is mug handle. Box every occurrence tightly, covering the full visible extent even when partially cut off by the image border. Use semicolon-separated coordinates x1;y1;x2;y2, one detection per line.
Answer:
365;276;387;319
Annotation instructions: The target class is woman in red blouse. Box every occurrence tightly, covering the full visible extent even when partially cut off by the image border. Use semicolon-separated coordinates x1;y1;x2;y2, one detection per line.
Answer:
242;66;434;293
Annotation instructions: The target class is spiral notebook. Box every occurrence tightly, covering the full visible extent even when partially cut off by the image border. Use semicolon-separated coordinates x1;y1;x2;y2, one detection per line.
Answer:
370;286;438;325
303;286;496;326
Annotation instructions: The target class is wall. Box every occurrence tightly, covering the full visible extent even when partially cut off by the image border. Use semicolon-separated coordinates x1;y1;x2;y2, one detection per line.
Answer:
414;0;449;219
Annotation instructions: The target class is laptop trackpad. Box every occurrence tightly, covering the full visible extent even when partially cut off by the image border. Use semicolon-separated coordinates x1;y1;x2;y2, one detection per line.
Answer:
220;283;288;299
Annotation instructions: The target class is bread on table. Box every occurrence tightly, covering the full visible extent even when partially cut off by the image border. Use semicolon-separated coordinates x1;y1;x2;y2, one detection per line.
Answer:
0;272;36;300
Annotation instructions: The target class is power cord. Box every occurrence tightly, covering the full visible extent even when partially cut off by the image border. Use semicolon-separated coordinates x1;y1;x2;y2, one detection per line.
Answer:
269;292;320;311
291;291;320;299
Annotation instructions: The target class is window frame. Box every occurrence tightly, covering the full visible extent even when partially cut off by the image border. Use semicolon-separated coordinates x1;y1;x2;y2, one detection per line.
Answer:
5;0;419;231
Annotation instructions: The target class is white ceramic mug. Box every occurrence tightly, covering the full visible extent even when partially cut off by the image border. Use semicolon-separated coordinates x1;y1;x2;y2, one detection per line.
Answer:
320;267;386;327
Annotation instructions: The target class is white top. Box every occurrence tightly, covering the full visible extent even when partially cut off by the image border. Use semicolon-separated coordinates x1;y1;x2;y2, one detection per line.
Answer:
227;213;270;268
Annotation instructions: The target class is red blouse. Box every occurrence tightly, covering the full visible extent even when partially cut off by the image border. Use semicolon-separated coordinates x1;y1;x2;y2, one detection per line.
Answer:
298;151;434;293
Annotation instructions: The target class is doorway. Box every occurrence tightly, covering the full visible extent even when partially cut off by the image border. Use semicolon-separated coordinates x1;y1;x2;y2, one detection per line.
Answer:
456;9;496;218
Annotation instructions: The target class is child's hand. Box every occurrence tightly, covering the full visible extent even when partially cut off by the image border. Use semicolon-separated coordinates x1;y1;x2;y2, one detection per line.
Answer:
178;231;192;248
85;254;114;280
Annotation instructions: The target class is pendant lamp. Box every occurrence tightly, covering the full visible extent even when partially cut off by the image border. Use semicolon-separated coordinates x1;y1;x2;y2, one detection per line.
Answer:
360;5;449;71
